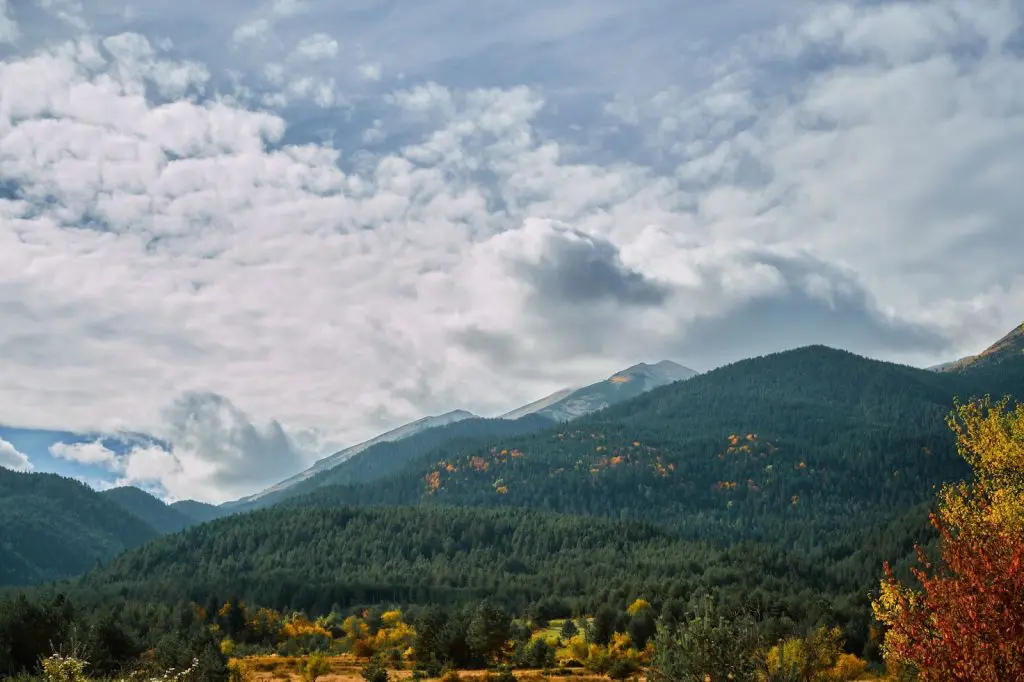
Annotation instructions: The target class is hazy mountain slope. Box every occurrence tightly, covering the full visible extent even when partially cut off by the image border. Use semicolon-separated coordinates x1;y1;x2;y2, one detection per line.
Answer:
229;409;478;508
295;346;990;546
500;387;577;420
99;487;194;534
936;322;1024;396
0;469;158;585
941;322;1024;371
524;360;697;422
231;414;555;511
170;499;229;524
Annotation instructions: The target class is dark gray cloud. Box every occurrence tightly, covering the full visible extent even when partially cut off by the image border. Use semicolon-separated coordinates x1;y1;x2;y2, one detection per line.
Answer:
509;226;669;308
670;252;951;369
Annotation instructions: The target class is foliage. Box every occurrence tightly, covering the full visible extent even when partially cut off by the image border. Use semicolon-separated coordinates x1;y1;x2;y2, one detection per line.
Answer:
760;626;844;681
0;469;158;585
873;395;1024;680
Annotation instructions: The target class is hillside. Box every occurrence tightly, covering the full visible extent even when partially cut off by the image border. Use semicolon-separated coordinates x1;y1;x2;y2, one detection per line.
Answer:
100;486;195;534
0;469;158;585
294;345;990;547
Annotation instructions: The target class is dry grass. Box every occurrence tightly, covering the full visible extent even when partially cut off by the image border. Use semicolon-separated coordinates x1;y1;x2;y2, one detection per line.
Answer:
232;656;612;682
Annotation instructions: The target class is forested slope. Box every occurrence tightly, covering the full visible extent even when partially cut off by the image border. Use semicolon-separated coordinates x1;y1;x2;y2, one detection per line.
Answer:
0;469;158;585
292;346;986;547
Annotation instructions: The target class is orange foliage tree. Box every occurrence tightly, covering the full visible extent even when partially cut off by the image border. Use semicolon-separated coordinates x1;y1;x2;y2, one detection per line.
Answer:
872;396;1024;680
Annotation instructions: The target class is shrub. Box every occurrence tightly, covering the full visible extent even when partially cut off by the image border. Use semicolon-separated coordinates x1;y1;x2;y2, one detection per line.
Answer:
361;658;389;682
302;652;331;682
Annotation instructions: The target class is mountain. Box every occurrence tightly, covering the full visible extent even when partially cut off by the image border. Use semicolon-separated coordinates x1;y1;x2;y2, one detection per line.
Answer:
228;414;555;512
99;487;195;534
170;499;229;524
293;345;994;547
229;360;694;510
0;468;158;585
505;360;697;422
229;409;478;508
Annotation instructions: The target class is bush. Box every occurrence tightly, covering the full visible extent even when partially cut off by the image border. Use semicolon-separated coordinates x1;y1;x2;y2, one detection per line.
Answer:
361;658;389;682
302;652;331;682
607;658;639;680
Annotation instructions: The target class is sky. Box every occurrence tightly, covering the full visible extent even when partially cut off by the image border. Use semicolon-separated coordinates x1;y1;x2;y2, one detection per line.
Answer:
1;0;1022;503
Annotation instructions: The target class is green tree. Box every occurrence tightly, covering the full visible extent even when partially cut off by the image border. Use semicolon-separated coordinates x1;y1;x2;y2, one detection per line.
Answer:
467;601;511;665
648;596;762;682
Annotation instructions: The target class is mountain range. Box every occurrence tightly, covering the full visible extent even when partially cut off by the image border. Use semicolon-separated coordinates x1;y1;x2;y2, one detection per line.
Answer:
0;325;1020;595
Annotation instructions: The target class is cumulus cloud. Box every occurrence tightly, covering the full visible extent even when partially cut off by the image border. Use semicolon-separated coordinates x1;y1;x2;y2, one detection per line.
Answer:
47;392;310;502
1;0;1023;501
0;437;32;471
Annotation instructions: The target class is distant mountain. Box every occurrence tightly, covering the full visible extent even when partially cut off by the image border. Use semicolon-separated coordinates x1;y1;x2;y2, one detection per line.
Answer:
937;322;1024;372
228;409;479;508
500;387;577;420
100;487;194;534
933;322;1024;396
508;360;697;422
170;499;229;524
0;469;158;585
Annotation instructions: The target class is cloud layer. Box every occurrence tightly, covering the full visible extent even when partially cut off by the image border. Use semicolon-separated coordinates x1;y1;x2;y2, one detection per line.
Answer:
1;0;1022;501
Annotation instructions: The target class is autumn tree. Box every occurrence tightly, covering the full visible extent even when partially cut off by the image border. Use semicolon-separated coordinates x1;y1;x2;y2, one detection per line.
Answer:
872;396;1024;680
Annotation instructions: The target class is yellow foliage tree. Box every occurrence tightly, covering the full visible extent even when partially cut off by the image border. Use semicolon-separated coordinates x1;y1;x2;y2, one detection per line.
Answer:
626;598;651;616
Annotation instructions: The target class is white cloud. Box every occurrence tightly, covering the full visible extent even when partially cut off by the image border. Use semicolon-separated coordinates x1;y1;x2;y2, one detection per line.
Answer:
49;440;120;466
0;437;32;471
1;1;1023;501
293;33;339;61
232;18;271;46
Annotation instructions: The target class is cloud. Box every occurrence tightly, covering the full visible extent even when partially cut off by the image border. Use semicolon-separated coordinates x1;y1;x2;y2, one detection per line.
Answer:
497;219;670;308
47;392;311;502
0;437;32;471
292;33;339;61
49;440;119;466
232;19;272;46
1;1;1023;501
